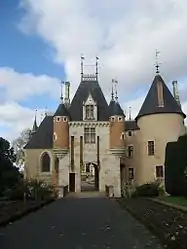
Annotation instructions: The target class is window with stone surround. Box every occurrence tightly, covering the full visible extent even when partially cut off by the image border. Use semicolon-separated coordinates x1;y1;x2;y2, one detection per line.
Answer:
148;141;155;156
85;105;94;119
156;165;164;178
127;145;134;157
84;127;95;143
41;152;50;172
128;168;134;180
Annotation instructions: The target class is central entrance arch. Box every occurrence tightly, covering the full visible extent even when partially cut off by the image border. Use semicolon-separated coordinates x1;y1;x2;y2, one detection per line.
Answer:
81;162;99;192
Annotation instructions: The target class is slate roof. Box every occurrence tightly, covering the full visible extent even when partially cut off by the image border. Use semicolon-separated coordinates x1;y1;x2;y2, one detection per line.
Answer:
108;99;125;117
54;103;70;117
125;120;139;131
24;116;53;149
136;74;186;120
69;80;109;121
32;118;38;133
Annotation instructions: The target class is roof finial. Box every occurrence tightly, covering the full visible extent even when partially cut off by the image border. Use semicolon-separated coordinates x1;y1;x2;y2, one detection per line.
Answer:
31;109;38;134
114;79;118;101
81;54;85;81
96;56;99;81
129;107;132;120
111;79;115;100
155;49;161;74
45;105;47;116
60;80;64;103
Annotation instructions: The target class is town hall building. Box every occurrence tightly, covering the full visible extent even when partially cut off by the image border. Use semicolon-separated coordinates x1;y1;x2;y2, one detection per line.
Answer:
24;57;186;197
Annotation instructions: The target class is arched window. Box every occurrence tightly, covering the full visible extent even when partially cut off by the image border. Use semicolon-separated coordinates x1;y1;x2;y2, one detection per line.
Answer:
41;152;50;172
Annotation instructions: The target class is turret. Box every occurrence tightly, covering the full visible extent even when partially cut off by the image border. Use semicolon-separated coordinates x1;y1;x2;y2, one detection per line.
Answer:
109;80;125;155
135;73;186;184
30;110;38;137
53;82;70;153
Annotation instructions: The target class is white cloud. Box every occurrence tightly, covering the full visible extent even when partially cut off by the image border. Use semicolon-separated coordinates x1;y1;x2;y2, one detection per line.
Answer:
18;0;187;99
2;0;187;141
0;67;59;141
0;67;60;103
0;101;46;141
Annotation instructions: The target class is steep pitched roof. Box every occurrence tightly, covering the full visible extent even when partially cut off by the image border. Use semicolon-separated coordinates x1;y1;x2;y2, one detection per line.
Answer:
54;103;70;117
31;117;38;133
136;74;186;120
125;120;139;131
69;80;109;121
108;99;125;116
24;116;53;149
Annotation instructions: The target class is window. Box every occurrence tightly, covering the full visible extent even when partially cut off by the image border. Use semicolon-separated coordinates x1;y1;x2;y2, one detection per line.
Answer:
56;117;60;122
53;132;57;141
84;127;96;143
156;165;164;178
121;133;125;140
128;131;132;136
127;145;134;157
148;141;155;156
118;117;122;121
41;152;50;172
128;168;134;180
85;105;94;119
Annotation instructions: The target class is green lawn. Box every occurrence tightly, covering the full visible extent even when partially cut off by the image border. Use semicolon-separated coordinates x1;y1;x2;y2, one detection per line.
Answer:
157;196;187;207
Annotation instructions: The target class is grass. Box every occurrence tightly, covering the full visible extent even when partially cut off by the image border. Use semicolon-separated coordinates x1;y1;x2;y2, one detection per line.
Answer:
157;196;187;207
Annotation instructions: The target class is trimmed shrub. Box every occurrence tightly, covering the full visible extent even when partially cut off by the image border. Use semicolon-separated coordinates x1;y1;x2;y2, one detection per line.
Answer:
165;135;187;197
132;181;162;197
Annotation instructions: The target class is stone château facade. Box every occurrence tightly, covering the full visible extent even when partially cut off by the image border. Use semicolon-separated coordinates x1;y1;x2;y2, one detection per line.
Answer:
24;59;186;197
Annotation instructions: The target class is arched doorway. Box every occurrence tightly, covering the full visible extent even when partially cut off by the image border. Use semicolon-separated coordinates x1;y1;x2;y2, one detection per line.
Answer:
81;162;99;191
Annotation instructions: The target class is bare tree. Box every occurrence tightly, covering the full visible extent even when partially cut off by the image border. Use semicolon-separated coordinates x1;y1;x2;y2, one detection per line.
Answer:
12;128;31;168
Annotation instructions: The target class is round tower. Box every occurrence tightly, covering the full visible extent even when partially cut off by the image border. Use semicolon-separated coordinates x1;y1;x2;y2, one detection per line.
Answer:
135;74;186;185
109;99;126;155
53;103;70;151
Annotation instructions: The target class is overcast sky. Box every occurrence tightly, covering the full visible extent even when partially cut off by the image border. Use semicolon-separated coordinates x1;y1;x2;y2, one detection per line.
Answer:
0;0;187;141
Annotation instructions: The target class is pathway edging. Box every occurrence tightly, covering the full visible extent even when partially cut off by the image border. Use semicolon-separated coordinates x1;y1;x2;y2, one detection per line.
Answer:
0;199;54;228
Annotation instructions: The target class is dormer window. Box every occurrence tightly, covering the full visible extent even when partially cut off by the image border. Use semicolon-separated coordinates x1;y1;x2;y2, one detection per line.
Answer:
85;105;94;120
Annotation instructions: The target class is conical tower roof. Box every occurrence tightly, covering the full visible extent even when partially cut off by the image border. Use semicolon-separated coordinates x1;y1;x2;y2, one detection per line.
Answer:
31;113;38;134
109;99;125;117
54;103;70;117
136;74;186;120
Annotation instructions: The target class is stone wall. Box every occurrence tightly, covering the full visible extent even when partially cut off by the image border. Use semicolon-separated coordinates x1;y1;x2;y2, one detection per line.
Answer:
24;149;54;185
137;113;185;185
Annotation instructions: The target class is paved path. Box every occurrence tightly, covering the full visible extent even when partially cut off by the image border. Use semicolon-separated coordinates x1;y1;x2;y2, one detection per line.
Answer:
0;198;163;249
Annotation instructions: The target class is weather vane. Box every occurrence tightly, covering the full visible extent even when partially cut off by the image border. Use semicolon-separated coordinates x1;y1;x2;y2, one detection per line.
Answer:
155;49;161;74
60;80;64;103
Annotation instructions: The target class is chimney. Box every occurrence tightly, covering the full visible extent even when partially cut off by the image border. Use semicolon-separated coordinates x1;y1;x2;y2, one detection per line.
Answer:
172;80;180;106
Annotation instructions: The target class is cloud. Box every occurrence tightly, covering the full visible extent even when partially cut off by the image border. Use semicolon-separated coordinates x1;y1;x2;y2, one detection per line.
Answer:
0;67;59;141
2;0;187;141
0;101;46;141
0;67;60;103
18;0;187;100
